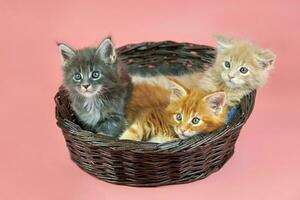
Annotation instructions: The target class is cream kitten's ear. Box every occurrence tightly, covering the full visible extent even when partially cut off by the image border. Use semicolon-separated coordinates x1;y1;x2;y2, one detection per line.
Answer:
204;92;226;115
256;49;276;70
168;78;188;102
214;35;234;51
58;43;76;67
96;37;117;65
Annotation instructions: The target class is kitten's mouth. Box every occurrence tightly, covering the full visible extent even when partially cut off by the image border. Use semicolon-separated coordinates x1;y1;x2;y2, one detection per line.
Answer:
177;132;190;139
225;79;238;88
77;88;98;97
81;91;97;97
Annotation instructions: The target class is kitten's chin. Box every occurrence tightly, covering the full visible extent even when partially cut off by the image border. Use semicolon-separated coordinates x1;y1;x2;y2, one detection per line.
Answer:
225;81;236;88
76;89;98;97
177;132;195;140
177;134;189;139
224;80;241;89
81;91;97;97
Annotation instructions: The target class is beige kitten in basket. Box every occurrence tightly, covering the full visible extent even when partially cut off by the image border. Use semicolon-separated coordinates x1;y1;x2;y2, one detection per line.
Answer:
178;35;276;106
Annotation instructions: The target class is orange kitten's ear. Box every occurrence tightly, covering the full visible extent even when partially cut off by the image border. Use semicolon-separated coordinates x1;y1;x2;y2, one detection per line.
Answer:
168;78;188;102
214;35;234;51
256;49;276;70
204;92;226;115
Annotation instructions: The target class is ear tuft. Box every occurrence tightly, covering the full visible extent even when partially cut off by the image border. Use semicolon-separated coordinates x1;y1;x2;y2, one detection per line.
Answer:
204;92;226;115
57;43;76;67
96;37;117;65
214;35;234;51
256;49;276;70
168;78;188;102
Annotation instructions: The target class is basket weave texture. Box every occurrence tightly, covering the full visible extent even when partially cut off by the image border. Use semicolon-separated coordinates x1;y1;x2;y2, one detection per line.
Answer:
55;41;256;187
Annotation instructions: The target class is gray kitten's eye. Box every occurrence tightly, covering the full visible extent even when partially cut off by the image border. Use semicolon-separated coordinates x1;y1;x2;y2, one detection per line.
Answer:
73;73;82;81
91;71;101;79
223;61;231;69
191;117;201;125
240;67;249;74
175;113;182;121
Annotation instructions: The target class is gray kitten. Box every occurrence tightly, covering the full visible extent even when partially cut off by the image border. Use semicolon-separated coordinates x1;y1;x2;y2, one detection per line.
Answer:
58;38;132;137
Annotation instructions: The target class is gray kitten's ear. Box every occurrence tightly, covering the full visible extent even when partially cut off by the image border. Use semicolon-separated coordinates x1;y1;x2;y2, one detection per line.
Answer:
58;43;76;66
204;92;226;115
214;35;234;51
168;78;188;102
96;37;117;65
256;49;276;70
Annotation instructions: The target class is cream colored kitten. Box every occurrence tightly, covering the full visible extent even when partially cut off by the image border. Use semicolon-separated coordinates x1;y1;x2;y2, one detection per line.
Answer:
178;35;276;106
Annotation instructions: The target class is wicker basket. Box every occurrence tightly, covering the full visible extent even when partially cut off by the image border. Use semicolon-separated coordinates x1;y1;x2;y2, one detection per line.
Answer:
55;41;256;187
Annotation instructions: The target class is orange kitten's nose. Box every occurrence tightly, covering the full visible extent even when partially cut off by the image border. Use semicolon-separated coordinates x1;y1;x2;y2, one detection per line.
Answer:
180;129;187;134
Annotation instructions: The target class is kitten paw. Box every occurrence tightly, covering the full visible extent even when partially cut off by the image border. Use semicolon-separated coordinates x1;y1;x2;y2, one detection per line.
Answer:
119;129;143;141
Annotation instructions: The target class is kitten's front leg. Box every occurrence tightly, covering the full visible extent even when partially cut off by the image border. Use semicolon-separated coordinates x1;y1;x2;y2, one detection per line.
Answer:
148;135;178;143
95;114;125;138
119;123;144;141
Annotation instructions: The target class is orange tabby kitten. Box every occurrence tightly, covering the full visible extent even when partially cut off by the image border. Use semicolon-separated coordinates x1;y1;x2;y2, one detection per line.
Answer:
178;35;276;106
119;79;229;143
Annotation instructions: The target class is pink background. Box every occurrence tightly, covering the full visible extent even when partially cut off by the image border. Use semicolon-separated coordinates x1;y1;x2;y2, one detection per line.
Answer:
1;0;299;199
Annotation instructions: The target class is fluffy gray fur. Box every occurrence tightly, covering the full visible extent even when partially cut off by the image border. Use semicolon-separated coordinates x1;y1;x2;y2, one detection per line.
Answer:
58;38;132;137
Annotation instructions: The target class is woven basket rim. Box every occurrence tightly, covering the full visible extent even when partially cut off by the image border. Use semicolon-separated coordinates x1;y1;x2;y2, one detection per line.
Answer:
55;88;256;153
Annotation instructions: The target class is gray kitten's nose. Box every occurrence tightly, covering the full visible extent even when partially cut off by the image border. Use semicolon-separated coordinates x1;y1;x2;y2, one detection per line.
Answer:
82;84;90;89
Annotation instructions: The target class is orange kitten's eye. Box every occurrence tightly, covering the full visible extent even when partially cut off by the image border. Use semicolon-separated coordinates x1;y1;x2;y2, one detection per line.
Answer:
175;113;182;122
223;61;231;69
191;117;201;125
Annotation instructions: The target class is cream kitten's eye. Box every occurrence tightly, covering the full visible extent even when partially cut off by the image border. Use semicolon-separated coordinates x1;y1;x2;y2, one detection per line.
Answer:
191;117;201;125
239;67;249;75
223;61;231;69
175;113;182;122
